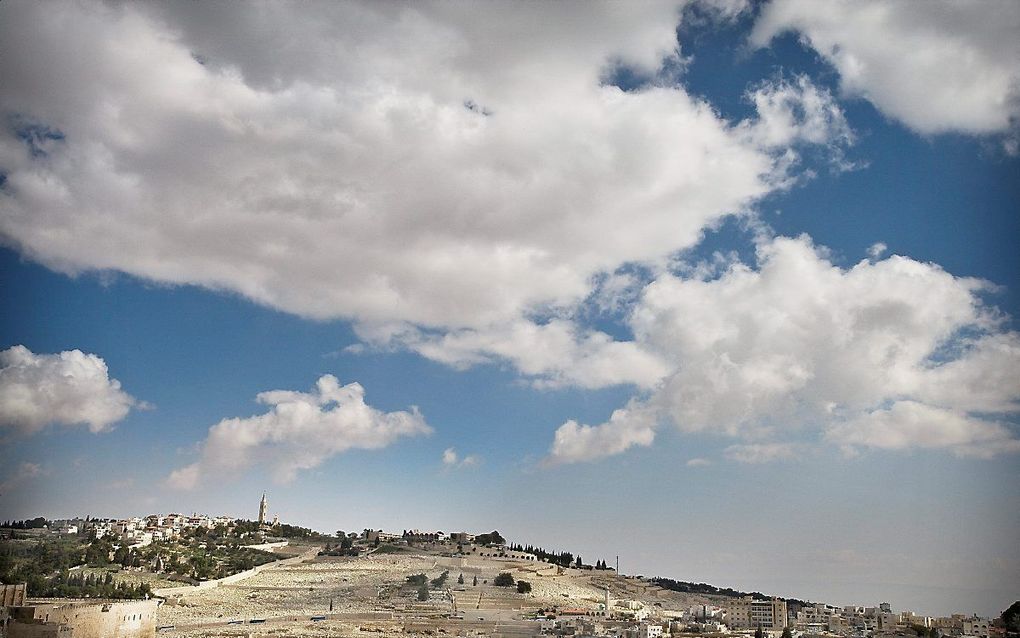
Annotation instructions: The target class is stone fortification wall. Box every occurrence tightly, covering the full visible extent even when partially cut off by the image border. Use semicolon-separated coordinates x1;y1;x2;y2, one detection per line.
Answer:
7;622;71;637
0;583;27;606
8;598;158;638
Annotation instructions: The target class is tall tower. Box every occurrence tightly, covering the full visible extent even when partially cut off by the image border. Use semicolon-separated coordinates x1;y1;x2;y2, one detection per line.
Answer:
258;492;268;525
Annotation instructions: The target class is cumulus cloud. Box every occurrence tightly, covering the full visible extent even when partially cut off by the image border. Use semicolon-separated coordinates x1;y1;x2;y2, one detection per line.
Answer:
0;345;137;435
384;319;671;390
0;1;874;403
548;234;1020;463
441;447;479;469
739;74;852;149
750;0;1020;137
686;457;712;467
0;0;830;337
3;1;1012;468
167;375;431;489
548;401;658;464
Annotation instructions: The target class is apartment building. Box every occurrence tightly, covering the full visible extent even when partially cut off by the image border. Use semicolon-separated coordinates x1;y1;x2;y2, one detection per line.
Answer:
725;597;788;630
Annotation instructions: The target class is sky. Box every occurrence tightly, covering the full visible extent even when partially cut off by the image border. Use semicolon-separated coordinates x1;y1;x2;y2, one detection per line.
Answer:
1;0;1018;619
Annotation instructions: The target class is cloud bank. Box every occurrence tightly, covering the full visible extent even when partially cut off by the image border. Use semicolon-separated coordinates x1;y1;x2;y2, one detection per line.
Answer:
0;1;846;334
548;234;1020;463
0;345;137;435
1;1;1014;467
167;375;431;489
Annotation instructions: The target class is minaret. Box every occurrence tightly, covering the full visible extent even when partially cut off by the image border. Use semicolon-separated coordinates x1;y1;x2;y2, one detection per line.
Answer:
258;492;268;525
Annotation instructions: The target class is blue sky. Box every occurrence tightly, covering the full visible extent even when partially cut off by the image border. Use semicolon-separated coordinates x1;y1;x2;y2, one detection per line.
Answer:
1;0;1018;618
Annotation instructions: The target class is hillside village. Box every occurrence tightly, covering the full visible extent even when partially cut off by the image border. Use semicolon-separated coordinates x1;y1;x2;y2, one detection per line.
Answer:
0;504;1014;638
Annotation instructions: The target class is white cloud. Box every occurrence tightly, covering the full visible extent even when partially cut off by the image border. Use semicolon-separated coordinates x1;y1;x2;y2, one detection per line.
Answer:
0;345;137;435
0;1;869;403
167;375;431;489
442;447;479;469
548;233;1020;463
442;447;458;466
686;457;712;467
694;0;752;21
750;0;1020;137
548;401;658;464
867;242;887;259
739;74;852;149
3;2;1012;469
913;332;1020;414
0;1;824;338
724;442;800;463
387;319;671;390
826;401;1020;459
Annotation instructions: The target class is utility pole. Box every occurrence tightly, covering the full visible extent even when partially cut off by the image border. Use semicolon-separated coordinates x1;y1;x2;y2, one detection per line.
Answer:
616;555;619;573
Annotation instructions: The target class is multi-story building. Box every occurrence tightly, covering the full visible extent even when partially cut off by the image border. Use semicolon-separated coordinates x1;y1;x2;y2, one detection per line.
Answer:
403;530;445;543
88;520;113;539
963;618;990;638
725;597;788;630
622;623;663;638
902;612;932;628
638;623;663;638
878;612;901;630
796;603;847;632
122;530;153;547
690;605;725;620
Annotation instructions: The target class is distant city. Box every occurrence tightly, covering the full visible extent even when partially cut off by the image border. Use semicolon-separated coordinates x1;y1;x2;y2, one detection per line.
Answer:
0;493;1016;638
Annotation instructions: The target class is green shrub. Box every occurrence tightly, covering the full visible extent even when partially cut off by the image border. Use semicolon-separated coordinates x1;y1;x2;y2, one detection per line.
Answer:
494;572;515;587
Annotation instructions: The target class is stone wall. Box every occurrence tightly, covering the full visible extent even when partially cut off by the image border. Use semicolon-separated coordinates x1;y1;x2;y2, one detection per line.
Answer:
241;540;289;552
8;599;158;638
153;546;318;600
0;583;27;606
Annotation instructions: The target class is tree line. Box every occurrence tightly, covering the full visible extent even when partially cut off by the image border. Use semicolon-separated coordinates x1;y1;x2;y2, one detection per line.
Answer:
1;517;50;530
230;518;323;539
30;570;153;599
0;531;279;596
506;542;610;570
651;577;811;606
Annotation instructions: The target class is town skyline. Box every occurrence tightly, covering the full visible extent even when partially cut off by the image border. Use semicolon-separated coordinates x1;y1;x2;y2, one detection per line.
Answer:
1;494;1012;620
1;507;1007;624
1;0;1018;623
5;514;1008;638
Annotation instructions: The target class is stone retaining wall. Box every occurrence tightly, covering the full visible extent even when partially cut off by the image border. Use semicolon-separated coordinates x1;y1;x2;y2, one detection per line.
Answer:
153;546;318;599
